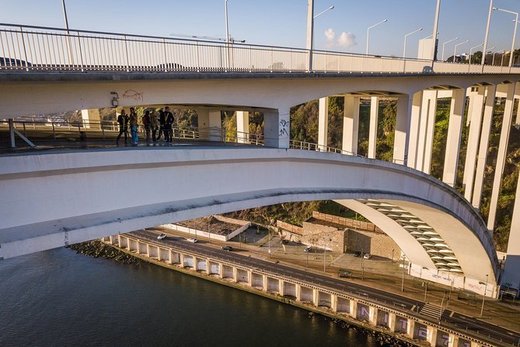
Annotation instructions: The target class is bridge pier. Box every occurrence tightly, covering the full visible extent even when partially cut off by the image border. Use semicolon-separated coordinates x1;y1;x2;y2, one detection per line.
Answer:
368;96;379;159
407;90;424;169
318;97;329;151
197;109;222;141
442;89;466;187
80;109;101;129
263;107;290;148
342;95;360;155
416;90;437;174
236;111;249;143
392;95;409;165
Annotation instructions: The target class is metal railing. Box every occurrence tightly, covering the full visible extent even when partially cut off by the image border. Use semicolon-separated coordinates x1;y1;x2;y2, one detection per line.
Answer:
2;23;518;75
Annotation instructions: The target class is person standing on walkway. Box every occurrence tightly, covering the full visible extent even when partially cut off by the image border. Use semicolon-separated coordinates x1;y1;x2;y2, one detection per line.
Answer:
129;107;139;145
150;109;159;142
142;110;152;144
116;109;129;145
164;106;174;143
157;108;166;142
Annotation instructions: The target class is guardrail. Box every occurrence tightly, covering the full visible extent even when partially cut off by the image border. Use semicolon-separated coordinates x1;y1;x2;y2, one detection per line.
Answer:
2;23;518;75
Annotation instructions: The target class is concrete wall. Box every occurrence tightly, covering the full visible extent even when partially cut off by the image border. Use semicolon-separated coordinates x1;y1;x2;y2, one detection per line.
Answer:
346;229;400;260
301;221;346;252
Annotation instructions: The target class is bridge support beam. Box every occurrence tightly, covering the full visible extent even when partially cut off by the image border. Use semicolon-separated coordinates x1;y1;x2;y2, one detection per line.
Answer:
407;91;423;169
443;89;466;187
368;96;379;159
318;97;329;151
416;90;437;174
488;83;518;231
472;84;496;208
236;111;249;144
264;107;290;149
393;95;410;165
80;109;101;129
342;95;359;155
197;109;222;141
463;86;485;201
501;170;520;291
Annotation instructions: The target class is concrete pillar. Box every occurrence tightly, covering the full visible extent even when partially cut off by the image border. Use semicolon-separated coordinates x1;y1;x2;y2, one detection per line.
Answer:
501;169;520;291
331;294;338;312
448;334;459;347
262;275;268;291
488;83;517;230
263;107;290;149
463;86;486;201
368;306;377;326
197;109;222;141
168;250;172;264
342;95;360;155
472;84;497;208
117;235;122;248
388;312;396;332
247;270;253;286
318;97;329;151
206;260;211;274
427;326;438;346
81;109;101;129
233;267;238;282
296;284;302;301
146;244;150;257
179;253;185;267
443;89;466;187
236;111;249;143
349;300;357;318
417;90;437;174
407;91;424;169
406;319;415;339
393;95;410;165
279;280;285;296
312;289;319;307
368;96;379;159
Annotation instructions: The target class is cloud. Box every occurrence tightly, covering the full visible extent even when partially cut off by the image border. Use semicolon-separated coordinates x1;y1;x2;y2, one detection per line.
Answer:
337;32;356;48
324;28;335;47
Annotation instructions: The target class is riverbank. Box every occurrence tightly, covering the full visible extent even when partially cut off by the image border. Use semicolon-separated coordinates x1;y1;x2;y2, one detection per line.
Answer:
69;240;414;347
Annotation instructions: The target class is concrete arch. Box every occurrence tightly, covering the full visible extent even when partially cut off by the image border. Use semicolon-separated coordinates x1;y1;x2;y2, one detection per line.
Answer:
0;147;498;285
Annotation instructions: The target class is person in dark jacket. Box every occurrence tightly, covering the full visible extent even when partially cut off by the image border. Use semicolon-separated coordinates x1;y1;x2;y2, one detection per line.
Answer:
157;108;166;141
163;106;174;143
116;109;129;145
142;110;152;143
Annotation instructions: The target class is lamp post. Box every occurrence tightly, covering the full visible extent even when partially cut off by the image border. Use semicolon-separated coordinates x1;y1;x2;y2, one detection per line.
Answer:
61;0;70;33
453;40;469;62
366;19;388;55
493;7;519;68
306;0;314;71
469;43;483;64
431;0;442;60
441;37;458;61
480;274;489;317
314;5;334;19
482;0;494;68
224;0;230;43
403;27;423;58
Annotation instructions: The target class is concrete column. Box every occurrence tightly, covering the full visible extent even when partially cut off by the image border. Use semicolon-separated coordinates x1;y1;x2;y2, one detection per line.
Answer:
463;86;486;201
263;107;290;148
197;109;222;141
418;90;437;174
179;253;184;267
407;91;424;169
368;96;379;159
501;169;520;291
206;260;211;274
427;326;438;346
117;235;122;248
296;284;302;301
406;319;415;339
516;97;520;126
247;271;252;286
236;111;249;143
488;83;517;230
472;84;497;208
168;250;172;264
388;312;396;332
349;300;357;318
368;306;377;326
279;280;285;296
262;275;268;291
81;109;101;129
342;95;360;155
318;97;329;151
393;95;410;165
331;294;338;312
443;89;466;187
448;334;459;347
312;289;319;307
233;267;238;282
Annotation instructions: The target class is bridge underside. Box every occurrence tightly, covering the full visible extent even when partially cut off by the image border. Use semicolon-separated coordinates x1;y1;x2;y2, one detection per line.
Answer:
0;147;497;286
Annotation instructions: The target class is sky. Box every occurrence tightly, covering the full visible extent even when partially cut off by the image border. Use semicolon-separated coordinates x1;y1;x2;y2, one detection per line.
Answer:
1;0;520;57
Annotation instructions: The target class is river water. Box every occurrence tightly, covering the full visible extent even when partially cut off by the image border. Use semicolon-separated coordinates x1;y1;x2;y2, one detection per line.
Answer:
0;248;382;347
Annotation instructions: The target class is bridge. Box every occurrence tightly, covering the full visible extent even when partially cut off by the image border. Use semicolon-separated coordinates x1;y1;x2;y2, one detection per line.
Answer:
1;22;520;297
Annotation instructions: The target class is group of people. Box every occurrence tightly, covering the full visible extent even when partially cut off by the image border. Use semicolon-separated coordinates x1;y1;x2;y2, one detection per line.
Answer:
116;106;175;145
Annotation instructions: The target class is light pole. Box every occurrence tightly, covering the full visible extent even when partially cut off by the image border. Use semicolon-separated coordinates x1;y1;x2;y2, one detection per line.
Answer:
61;0;70;33
480;274;489;317
366;19;388;55
306;0;314;71
314;5;334;19
453;40;469;62
403;27;423;58
482;0;494;68
224;0;230;43
431;0;442;60
493;7;519;68
441;37;458;61
469;43;483;64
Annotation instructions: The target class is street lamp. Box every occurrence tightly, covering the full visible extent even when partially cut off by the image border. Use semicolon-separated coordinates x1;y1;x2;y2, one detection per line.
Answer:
493;7;519;68
224;0;230;43
306;0;335;72
61;0;70;33
481;0;494;67
469;43;483;64
453;39;469;62
366;19;388;55
314;5;334;19
441;37;458;61
403;27;423;58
